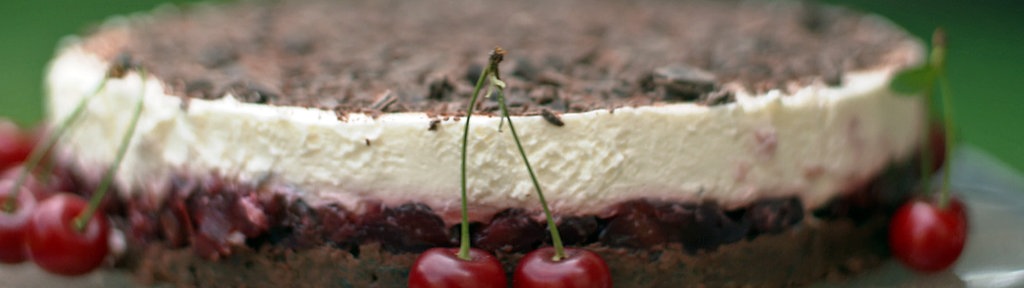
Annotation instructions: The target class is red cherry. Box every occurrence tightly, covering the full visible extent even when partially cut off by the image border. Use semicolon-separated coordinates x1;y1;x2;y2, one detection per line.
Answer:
928;122;947;173
0;180;36;264
25;193;110;276
0;120;33;172
408;247;507;288
514;247;611;288
889;196;967;273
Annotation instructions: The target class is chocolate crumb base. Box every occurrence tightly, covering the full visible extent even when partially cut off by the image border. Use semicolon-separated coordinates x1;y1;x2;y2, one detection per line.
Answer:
55;157;918;287
81;0;917;115
126;217;887;288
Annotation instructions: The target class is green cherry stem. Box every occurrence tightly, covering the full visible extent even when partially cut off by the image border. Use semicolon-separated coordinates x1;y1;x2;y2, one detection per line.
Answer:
918;85;935;196
2;77;110;213
931;29;955;209
493;77;567;261
937;69;955;208
456;49;500;260
72;69;147;232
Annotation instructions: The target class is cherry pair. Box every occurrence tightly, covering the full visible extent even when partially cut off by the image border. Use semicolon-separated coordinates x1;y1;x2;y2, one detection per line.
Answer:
409;48;611;288
0;123;110;276
0;65;145;277
409;246;610;288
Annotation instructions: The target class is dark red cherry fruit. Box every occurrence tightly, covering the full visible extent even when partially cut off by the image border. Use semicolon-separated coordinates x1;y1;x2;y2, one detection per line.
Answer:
0;180;36;264
409;247;507;288
514;247;611;288
0;120;33;172
889;196;967;273
25;193;110;276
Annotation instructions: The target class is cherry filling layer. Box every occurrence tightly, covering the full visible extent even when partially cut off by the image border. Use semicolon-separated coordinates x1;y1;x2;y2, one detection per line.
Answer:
54;157;918;261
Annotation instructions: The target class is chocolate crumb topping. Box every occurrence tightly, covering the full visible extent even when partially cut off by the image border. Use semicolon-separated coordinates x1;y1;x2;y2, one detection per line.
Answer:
86;0;915;116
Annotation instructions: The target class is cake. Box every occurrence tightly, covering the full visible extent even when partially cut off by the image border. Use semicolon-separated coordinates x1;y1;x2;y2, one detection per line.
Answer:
43;0;925;286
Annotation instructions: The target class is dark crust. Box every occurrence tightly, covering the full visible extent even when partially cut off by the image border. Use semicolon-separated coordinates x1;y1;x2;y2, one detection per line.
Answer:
57;157;918;287
82;0;916;116
126;219;888;288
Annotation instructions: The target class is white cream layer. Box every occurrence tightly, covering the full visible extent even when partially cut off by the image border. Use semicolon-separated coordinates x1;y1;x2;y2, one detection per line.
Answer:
46;45;923;220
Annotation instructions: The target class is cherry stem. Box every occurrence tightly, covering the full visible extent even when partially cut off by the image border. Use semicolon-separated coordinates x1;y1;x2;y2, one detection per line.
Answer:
931;29;954;209
937;68;955;209
494;79;567;261
2;78;110;213
458;47;568;261
456;50;495;260
919;87;934;196
73;69;147;232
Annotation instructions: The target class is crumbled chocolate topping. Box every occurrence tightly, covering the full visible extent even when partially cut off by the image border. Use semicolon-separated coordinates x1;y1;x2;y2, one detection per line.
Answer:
91;0;914;116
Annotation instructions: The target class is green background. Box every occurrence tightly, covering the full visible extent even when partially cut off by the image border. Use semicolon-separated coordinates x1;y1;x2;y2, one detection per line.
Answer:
0;0;1021;174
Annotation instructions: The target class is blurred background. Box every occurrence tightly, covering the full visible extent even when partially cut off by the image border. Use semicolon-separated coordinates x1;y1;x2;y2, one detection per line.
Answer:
0;0;1021;174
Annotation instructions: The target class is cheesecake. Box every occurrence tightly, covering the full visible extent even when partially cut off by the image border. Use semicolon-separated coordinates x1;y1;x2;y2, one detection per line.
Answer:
45;0;925;286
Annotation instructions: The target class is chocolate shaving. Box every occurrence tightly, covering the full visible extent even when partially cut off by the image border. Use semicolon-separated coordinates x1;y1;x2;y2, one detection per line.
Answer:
427;119;441;131
185;79;214;99
368;90;396;111
536;70;569;87
463;63;483;86
426;78;454;101
107;52;139;79
701;90;734;106
199;45;238;69
540;109;564;127
654;65;718;102
225;81;277;104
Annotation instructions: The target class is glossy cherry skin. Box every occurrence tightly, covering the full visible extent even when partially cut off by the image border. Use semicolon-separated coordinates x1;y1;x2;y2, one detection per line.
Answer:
408;247;507;288
0;120;33;172
25;193;110;276
0;180;36;263
514;247;612;288
889;196;967;273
